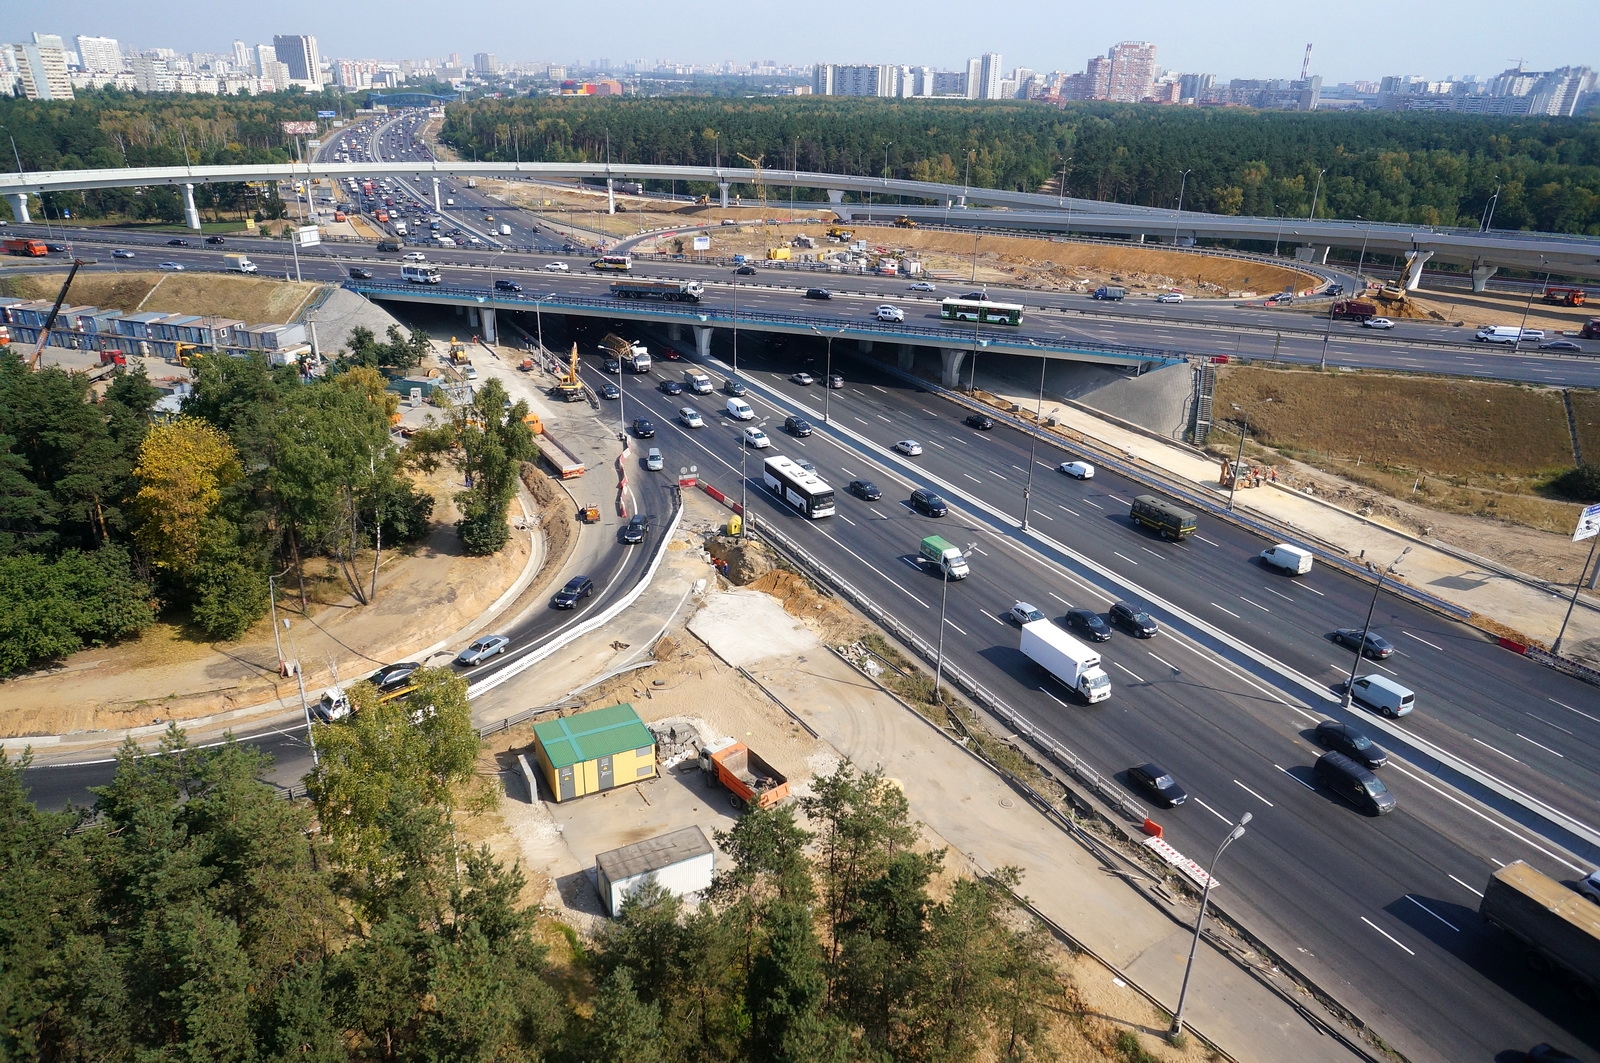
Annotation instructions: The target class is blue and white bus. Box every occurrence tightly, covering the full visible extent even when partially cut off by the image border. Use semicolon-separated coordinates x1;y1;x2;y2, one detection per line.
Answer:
763;456;835;518
939;297;1024;325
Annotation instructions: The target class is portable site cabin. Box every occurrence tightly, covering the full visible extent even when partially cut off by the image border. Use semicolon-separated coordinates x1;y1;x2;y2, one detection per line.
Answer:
595;825;715;916
531;702;657;802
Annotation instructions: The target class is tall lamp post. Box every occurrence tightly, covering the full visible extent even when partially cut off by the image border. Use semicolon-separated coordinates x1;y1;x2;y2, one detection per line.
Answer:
1480;177;1502;233
1342;548;1412;707
1308;167;1327;219
1170;812;1252;1040
1020;352;1048;530
1354;215;1373;282
1554;518;1600;655
1172;168;1193;244
810;325;845;422
1517;256;1549;342
1225;400;1270;511
932;541;979;705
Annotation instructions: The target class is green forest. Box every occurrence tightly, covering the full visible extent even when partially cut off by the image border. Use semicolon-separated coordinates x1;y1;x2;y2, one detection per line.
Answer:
440;97;1600;234
0;335;533;677
0;709;1063;1063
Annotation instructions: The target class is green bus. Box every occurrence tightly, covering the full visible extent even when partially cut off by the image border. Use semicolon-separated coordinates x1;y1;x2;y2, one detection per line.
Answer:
939;298;1024;326
1130;495;1197;541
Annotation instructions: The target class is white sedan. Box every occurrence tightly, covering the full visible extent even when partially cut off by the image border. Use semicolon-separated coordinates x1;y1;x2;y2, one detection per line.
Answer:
742;427;771;448
678;407;703;428
543;261;570;272
1362;317;1395;330
157;261;185;271
894;440;923;456
1059;461;1095;479
875;304;906;323
111;248;135;259
908;281;937;293
790;372;815;386
1154;292;1185;303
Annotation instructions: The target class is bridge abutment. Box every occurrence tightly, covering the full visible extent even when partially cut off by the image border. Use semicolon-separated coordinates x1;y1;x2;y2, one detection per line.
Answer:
480;307;497;343
898;343;915;371
1403;251;1434;291
668;323;683;342
693;325;714;359
1294;245;1331;264
827;189;844;204
717;183;730;209
940;348;966;388
182;183;201;230
1471;263;1500;292
6;193;29;224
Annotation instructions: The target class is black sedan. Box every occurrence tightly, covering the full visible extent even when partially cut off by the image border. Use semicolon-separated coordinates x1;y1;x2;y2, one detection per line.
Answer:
599;382;621;399
1109;600;1159;638
603;359;622;374
1332;628;1394;659
1538;340;1584;352
45;242;69;252
368;660;422;692
167;238;190;246
205;235;226;245
632;418;656;438
785;416;813;437
1129;763;1187;807
848;479;882;501
734;265;757;275
963;413;995;430
660;380;684;396
348;266;374;279
620;515;649;545
804;288;832;300
1314;720;1388;769
1064;609;1112;641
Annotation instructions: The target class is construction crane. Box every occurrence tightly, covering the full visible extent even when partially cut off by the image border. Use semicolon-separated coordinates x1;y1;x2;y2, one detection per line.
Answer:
1300;44;1313;81
735;152;777;253
25;258;85;370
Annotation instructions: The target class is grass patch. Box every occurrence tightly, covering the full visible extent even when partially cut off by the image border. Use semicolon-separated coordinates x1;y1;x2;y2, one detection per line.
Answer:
0;270;324;326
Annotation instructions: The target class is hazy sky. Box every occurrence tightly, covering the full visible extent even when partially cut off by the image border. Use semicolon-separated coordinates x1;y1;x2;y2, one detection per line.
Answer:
4;0;1590;83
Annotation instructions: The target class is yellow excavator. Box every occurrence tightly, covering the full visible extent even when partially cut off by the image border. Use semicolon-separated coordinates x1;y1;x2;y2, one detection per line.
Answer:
550;343;584;403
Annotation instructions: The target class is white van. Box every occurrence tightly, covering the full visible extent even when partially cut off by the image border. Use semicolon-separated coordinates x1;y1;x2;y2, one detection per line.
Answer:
1348;674;1415;717
726;397;754;420
499;223;512;236
1260;543;1314;575
1475;325;1524;344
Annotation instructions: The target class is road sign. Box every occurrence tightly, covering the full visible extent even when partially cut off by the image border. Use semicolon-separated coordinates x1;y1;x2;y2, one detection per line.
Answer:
692;235;711;251
1576;503;1600;543
295;225;321;248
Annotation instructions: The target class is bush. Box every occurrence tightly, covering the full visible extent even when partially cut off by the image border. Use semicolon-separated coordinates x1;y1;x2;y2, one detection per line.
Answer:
373;479;435;545
1549;464;1600;503
457;511;510;556
0;547;155;675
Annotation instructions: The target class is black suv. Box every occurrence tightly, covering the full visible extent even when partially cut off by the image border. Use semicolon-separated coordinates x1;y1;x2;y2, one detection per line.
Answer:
632;418;656;438
205;235;226;245
963;413;995;430
552;575;596;609
494;279;523;292
167;238;190;246
348;266;374;279
1314;721;1388;769
909;489;948;517
723;379;747;396
1109;600;1159;638
784;416;813;437
804;288;832;300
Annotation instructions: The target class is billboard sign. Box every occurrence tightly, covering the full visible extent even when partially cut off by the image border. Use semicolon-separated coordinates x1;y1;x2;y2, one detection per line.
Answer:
281;121;318;135
316;110;337;118
1575;503;1600;543
295;225;322;248
692;235;711;251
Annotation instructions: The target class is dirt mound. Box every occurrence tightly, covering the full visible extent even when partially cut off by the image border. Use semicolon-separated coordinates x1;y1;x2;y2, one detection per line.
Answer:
705;535;774;584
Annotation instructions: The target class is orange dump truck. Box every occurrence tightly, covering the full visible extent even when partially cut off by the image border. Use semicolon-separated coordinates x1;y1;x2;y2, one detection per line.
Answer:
699;738;789;811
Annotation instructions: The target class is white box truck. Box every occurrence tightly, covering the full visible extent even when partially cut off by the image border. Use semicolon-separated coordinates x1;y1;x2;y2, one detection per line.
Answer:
1019;620;1111;703
224;253;258;274
683;369;713;394
499;223;512;236
1260;543;1313;575
919;535;969;579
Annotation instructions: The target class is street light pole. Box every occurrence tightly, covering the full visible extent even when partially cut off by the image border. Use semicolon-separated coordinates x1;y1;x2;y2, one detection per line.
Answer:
1343;548;1412;707
1021;353;1047;530
1309;167;1327;219
1172;168;1193;244
1355;215;1373;281
811;325;843;422
1225;400;1269;511
1273;208;1286;259
1481;177;1502;233
1554;532;1600;656
1517;257;1548;342
1318;297;1337;369
932;541;977;706
1170;812;1252;1040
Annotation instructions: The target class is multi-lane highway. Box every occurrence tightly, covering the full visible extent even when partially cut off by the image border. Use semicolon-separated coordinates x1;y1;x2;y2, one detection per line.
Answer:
549;322;1600;1061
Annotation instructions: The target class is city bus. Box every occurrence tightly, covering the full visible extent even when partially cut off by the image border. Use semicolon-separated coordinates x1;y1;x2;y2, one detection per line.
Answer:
763;456;835;519
401;264;442;284
939;298;1024;326
590;253;633;272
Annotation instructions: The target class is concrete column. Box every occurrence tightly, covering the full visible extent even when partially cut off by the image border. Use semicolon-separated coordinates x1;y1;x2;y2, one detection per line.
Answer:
606;178;615;215
7;192;30;223
693;325;713;359
827;189;845;203
957;195;967;207
432;177;441;211
897;343;915;370
859;340;874;353
467;307;480;327
480;307;497;344
718;182;730;208
940;348;966;389
1295;245;1331;264
1135;233;1146;244
182;183;201;230
668;323;683;341
1403;250;1434;291
1471;263;1500;292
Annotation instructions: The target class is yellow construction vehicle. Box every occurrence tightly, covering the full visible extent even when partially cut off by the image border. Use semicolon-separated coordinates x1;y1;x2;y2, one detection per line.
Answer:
550;343;584;403
893;216;918;229
446;337;471;366
826;226;854;242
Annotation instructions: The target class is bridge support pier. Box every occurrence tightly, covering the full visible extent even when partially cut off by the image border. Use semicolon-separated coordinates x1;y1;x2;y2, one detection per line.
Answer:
827;189;844;204
466;307;479;328
1471;263;1499;292
480;307;497;344
940;348;966;389
718;182;730;208
859;340;873;353
606;178;615;215
182;183;201;230
898;343;915;371
6;192;29;224
432;177;441;212
693;325;714;359
1294;245;1331;264
1403;250;1434;291
668;323;683;342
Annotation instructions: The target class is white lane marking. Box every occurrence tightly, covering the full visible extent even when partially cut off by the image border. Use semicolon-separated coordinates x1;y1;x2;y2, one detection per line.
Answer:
927;439;946;450
1276;764;1316;791
963;473;983;484
971;546;990;557
1106;493;1129;505
920;408;938;417
1448;875;1484;898
854;417;870;426
1192;798;1233;825
1472;737;1520;762
1059;504;1080;516
1233;779;1275;807
1149;652;1180;672
952;437;971;447
1406;896;1461;932
990;470;1009;481
1303;585;1326;597
1550;697;1600;724
1238;596;1270;612
1402;631;1444;651
1194;534;1221;546
838;514;857;527
987;611;1007;625
1211;602;1241;618
944;617;968;636
1361;917;1415;955
1083;499;1103;509
871;385;888;393
1011;464;1026;473
1035;510;1055;520
1140;546;1164;559
877;414;893;423
1050;592;1071;605
1039;686;1071;708
1388;764;1587;874
1525;713;1573;736
1515;734;1565;758
1113;552;1140;566
838;466;856;477
1112;661;1145;682
1263;586;1296;603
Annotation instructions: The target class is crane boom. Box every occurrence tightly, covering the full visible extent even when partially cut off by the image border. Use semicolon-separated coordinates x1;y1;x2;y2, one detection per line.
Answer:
26;259;85;370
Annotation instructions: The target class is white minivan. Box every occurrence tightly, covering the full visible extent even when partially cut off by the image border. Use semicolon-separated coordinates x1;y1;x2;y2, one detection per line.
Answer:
726;397;754;420
1260;543;1314;575
1476;325;1526;344
1348;674;1415;717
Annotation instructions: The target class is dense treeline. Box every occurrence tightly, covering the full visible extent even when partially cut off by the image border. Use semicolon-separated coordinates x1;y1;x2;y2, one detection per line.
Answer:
0;722;1061;1062
440;97;1600;234
0;88;347;222
0;335;532;677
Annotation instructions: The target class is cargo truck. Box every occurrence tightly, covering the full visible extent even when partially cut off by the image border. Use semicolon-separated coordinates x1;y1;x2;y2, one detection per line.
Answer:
918;535;969;579
683;370;713;394
1479;861;1600;998
1092;286;1125;301
698;737;789;811
1330;299;1377;321
609;277;705;303
224;253;258;274
3;238;48;257
1019;619;1111;703
602;333;651;372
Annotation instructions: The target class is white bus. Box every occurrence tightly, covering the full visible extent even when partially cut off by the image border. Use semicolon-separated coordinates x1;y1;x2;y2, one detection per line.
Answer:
401;264;442;284
763;456;835;519
939;298;1024;325
590;253;633;272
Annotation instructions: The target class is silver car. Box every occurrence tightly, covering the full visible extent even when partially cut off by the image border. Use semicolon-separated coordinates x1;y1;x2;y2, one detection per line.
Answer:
455;633;510;666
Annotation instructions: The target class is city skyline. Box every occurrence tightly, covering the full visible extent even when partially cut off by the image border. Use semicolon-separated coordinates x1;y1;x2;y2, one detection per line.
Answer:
0;0;1590;85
